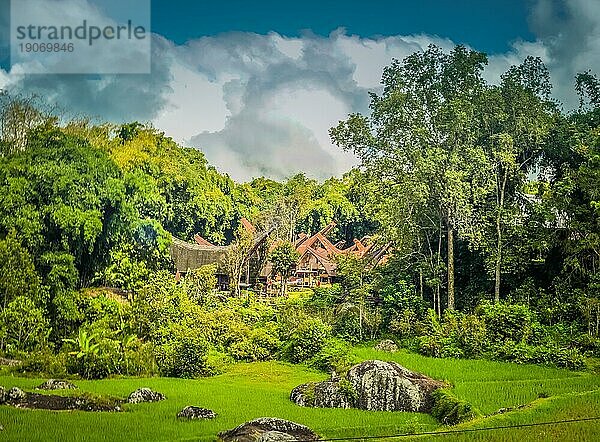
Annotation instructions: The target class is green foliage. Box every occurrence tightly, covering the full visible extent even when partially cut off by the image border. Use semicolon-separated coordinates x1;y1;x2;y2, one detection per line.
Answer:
154;327;210;378
431;388;482;425
332;304;362;343
283;317;332;363
409;304;586;369
41;252;81;342
337;378;359;402
63;329;103;379
269;241;300;275
309;284;343;308
308;338;357;374
381;277;428;337
477;302;534;343
17;349;68;377
0;296;49;353
224;226;254;296
268;241;300;296
204;349;233;375
182;265;218;304
229;324;282;362
0;231;42;308
96;220;172;293
490;341;585;370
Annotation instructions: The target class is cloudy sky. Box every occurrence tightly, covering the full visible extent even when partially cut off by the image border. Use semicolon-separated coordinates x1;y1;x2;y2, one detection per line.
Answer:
1;0;599;181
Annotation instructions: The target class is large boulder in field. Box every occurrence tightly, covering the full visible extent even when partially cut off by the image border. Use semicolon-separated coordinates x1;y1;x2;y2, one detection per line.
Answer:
177;406;217;420
291;360;445;413
127;388;165;404
37;379;77;390
290;379;353;409
7;387;26;402
218;417;319;442
374;339;399;352
0;386;25;405
0;357;21;367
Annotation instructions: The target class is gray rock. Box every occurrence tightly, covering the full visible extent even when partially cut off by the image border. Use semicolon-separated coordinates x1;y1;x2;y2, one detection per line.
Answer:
290;379;353;409
177;406;217;419
127;388;165;404
0;357;21;367
218;417;319;442
257;431;297;442
37;379;77;390
291;360;445;413
8;387;26;401
374;339;399;353
0;386;6;404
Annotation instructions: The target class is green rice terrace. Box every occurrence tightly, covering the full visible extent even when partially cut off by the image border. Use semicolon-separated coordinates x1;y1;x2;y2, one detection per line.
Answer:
2;347;600;441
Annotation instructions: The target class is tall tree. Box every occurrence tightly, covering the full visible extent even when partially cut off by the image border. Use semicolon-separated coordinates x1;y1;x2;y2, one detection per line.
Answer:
268;241;299;297
331;45;489;311
477;57;555;302
224;226;254;297
0;92;54;156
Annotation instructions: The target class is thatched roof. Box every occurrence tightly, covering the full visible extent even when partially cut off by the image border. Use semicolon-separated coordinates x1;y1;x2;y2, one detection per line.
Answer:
171;237;228;273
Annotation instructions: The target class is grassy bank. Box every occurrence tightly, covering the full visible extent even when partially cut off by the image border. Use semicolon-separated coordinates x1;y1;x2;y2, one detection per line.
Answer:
1;349;599;441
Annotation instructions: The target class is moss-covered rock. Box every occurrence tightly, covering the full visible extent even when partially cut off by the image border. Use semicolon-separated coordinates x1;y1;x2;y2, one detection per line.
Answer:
291;360;446;412
218;417;319;442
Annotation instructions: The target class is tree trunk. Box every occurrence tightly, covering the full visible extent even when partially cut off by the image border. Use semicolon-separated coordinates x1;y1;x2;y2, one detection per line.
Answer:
495;169;508;303
436;218;442;317
447;214;455;310
359;303;363;341
419;269;424;300
494;221;502;303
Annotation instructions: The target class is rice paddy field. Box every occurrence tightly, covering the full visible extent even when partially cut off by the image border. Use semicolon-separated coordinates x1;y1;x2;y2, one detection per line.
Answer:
1;348;599;441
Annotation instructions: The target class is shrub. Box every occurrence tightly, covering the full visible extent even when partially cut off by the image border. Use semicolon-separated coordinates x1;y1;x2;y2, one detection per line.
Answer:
309;284;342;308
388;308;419;338
120;337;157;376
438;338;465;359
477;302;534;343
283;317;331;363
332;305;362;343
229;325;282;361
534;346;585;370
439;311;487;358
204;349;233;375
50;290;83;343
0;296;50;353
430;389;481;425
18;349;68;377
154;326;211;378
77;293;130;332
381;283;427;331
571;333;600;357
182;265;218;304
418;335;442;358
308;338;357;374
490;341;585;370
64;329;110;379
415;311;486;359
337;378;358;402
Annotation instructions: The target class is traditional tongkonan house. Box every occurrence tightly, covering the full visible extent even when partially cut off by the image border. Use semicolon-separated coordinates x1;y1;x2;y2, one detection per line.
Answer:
261;222;390;289
170;218;270;291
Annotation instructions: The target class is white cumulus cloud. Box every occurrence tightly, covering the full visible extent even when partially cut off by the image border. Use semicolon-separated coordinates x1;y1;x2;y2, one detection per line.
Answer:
1;0;599;181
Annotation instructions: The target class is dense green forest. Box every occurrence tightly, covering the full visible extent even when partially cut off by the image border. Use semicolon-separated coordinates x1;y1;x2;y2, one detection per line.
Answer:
1;45;600;380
